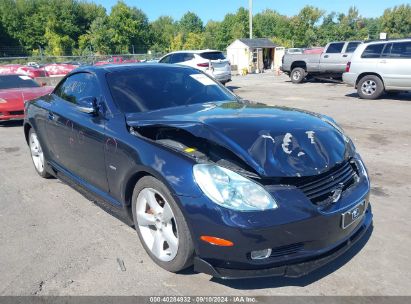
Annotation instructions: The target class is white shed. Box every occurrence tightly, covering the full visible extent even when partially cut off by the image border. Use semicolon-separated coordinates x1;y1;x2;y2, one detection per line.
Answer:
227;38;279;74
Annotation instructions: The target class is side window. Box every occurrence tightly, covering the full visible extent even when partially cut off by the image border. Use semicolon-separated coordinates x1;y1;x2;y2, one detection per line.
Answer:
346;42;361;53
326;43;345;54
172;53;185;63
159;55;171;64
381;43;393;58
361;44;385;58
183;53;194;61
390;42;411;59
54;73;99;106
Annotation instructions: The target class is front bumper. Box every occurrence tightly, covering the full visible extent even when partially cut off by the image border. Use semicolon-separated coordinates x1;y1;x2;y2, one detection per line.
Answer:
194;208;373;279
0;111;24;121
0;103;24;121
177;155;372;278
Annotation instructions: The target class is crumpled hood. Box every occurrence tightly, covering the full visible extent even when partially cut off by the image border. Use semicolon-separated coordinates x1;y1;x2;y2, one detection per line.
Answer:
126;102;354;177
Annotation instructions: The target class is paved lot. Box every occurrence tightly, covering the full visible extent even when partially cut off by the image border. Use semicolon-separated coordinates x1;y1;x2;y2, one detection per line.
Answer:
0;73;410;296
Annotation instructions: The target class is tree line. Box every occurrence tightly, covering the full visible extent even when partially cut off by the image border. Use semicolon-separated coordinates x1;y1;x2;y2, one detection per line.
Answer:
0;0;410;57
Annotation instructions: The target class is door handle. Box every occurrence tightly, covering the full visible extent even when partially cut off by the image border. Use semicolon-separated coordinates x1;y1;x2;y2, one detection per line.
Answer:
380;60;387;64
324;55;329;58
343;54;348;57
48;112;55;120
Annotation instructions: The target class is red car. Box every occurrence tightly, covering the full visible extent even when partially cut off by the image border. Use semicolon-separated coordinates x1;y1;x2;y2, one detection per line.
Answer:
94;56;139;66
0;75;53;121
0;64;48;78
42;63;78;77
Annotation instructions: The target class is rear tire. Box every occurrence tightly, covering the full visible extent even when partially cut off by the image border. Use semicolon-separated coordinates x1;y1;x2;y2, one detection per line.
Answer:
357;75;384;99
132;176;194;272
291;67;306;84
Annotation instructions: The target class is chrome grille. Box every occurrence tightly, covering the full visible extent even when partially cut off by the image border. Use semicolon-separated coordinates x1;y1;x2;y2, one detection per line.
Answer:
295;160;358;206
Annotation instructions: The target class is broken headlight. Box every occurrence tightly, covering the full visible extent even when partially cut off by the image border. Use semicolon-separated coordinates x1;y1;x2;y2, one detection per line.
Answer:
193;164;278;211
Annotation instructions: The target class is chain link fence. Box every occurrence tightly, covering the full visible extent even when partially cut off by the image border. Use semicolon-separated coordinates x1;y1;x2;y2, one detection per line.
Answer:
0;53;164;66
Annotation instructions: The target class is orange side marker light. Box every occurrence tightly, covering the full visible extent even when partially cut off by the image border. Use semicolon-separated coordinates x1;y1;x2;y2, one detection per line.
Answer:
200;236;234;247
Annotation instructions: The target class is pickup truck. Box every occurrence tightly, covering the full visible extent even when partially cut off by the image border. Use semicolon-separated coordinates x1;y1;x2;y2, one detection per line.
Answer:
281;41;362;83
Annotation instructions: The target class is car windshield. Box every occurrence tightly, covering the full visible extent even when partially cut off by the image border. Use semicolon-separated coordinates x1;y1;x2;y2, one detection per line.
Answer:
199;52;226;60
106;66;236;113
0;75;40;90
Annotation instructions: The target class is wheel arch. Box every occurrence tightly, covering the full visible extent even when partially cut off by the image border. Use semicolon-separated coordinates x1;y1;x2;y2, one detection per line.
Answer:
356;72;385;89
23;122;32;145
291;61;307;71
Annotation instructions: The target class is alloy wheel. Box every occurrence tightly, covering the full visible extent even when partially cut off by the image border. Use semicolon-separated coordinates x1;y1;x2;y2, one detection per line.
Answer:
29;132;45;173
136;188;179;262
293;70;301;81
361;80;377;96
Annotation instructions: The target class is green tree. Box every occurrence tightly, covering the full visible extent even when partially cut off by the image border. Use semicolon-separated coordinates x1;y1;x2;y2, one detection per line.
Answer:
183;32;205;49
107;1;151;54
150;16;177;53
381;5;411;38
170;33;184;51
203;21;222;49
82;16;114;54
179;12;203;35
290;6;324;47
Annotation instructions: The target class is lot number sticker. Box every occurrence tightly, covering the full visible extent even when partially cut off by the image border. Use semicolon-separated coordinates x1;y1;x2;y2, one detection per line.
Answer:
190;74;216;86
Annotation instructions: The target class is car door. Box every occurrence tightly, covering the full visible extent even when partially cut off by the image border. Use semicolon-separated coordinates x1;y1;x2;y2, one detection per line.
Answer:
320;42;346;73
46;72;109;192
378;41;411;90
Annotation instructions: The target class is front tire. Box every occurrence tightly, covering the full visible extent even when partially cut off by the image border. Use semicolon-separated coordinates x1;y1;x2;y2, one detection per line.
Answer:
132;176;194;272
291;67;306;84
357;75;384;99
29;129;51;178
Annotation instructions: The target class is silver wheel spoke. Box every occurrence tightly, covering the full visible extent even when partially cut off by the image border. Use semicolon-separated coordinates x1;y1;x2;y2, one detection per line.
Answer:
30;133;45;174
162;226;178;253
152;231;164;258
145;190;162;214
137;211;156;226
162;203;173;222
136;188;179;262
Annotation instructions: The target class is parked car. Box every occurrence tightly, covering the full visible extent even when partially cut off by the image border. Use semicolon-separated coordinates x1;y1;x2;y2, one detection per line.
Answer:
281;41;363;83
343;39;411;99
42;63;78;77
159;50;231;85
24;64;372;279
0;64;49;78
0;75;53;121
94;56;139;66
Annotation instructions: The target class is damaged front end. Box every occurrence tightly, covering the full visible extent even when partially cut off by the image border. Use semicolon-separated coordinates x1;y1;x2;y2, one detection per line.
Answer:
129;124;259;178
125;102;372;278
125;101;361;209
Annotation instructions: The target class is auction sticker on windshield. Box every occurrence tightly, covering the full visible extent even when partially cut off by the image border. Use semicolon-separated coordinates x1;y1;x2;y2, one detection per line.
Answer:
190;74;217;86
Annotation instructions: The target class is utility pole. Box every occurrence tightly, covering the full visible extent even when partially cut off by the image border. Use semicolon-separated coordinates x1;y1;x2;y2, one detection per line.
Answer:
249;0;253;39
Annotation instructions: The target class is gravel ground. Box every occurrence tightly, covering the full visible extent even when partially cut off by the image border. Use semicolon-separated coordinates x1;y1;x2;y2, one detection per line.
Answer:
0;72;410;296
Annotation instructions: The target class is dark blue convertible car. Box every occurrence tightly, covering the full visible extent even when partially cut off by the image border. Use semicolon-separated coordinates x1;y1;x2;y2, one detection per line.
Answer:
24;64;373;279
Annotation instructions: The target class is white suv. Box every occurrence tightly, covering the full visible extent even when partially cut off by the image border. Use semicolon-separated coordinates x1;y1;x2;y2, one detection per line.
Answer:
159;50;231;85
343;39;411;99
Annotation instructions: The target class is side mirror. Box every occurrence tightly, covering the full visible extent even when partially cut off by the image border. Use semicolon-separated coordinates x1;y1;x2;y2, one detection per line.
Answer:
77;96;97;114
